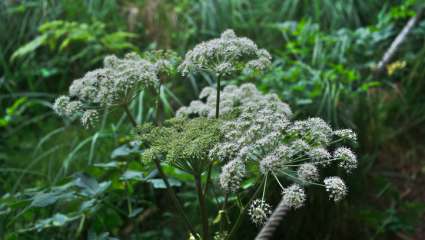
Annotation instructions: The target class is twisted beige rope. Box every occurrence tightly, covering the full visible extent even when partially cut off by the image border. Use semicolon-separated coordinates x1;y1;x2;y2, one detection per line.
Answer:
255;199;289;240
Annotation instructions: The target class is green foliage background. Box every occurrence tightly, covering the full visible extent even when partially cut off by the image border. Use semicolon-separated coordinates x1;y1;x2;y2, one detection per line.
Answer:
1;0;425;239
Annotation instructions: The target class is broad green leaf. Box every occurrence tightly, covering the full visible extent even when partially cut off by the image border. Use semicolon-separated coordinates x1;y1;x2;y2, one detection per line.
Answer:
147;178;181;189
74;173;111;196
120;170;144;181
30;213;79;232
110;141;142;159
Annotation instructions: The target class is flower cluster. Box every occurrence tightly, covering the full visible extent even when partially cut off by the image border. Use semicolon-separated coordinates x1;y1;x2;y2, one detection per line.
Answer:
297;163;319;182
219;159;246;193
53;53;166;128
334;147;357;172
248;199;272;225
324;177;347;202
176;83;292;120
176;84;358;225
178;29;271;76
282;184;306;209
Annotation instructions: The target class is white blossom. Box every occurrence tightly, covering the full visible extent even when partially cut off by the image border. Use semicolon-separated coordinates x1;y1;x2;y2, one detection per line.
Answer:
282;184;306;209
333;129;357;143
297;163;319;182
288;139;310;156
81;110;99;129
199;86;216;99
219;159;246;192
334;147;357;172
174;83;357;212
215;62;234;76
53;95;70;117
289;117;332;145
248;199;272;225
324;177;347;202
307;147;331;165
54;53;166;128
64;101;83;117
178;29;271;76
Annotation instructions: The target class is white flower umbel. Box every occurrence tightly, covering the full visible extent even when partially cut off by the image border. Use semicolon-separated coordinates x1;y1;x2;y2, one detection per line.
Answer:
288;139;310;156
289;117;332;145
259;145;291;174
333;129;357;143
307;147;331;165
81;110;99;129
334;147;357;172
178;29;271;76
219;159;246;193
297;163;319;182
282;184;306;209
176;83;292;119
71;53;159;106
175;83;357;218
324;177;347;202
53;95;71;117
53;52;165;128
248;199;272;225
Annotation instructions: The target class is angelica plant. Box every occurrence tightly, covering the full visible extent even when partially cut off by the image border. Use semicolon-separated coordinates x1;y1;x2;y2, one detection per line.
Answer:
49;29;358;240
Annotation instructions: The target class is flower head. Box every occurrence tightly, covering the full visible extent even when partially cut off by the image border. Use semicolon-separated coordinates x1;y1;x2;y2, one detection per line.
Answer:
297;163;319;182
308;147;331;165
324;177;347;202
219;159;246;192
178;29;271;76
81;110;99;129
282;184;306;209
334;147;357;172
53;95;70;117
288;139;310;156
333;129;357;143
53;53;167;128
289;118;332;145
248;199;272;225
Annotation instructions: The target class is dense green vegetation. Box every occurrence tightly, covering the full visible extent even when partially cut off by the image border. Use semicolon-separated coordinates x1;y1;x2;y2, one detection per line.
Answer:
1;0;425;239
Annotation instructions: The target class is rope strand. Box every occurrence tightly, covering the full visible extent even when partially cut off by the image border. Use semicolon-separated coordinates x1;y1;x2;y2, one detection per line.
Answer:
255;199;289;240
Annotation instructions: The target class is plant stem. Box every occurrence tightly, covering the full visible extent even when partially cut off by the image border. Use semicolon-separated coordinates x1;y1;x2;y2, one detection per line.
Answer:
155;88;162;126
220;193;229;231
203;162;213;196
195;174;209;240
124;104;138;127
226;177;265;240
215;74;221;118
123;105;198;238
153;158;199;239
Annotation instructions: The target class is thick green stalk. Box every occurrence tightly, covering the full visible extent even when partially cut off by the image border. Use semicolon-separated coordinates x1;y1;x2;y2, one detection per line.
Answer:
226;178;265;240
195;174;209;240
123;105;198;239
124;104;138;127
203;162;214;196
215;75;221;118
153;159;198;238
